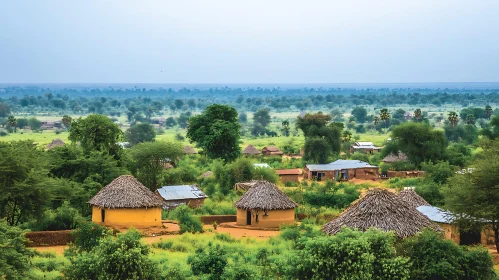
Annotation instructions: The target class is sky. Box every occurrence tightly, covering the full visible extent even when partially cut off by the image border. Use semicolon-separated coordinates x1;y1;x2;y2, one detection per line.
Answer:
1;0;499;83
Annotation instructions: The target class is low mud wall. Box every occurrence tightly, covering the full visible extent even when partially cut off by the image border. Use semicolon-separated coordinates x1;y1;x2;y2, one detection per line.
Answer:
25;230;74;247
201;215;237;224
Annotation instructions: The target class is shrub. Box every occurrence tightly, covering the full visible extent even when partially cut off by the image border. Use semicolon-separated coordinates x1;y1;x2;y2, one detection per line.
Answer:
171;205;203;234
0;130;8;136
30;201;83;231
397;230;496;280
69;221;109;253
0;220;32;279
279;226;301;241
188;243;227;280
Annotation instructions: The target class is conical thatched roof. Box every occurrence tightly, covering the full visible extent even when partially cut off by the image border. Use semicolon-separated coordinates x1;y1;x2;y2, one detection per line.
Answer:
89;175;164;209
322;188;440;238
235;180;298;210
184;145;197;154
243;144;260;155
397;189;430;208
46;138;65;150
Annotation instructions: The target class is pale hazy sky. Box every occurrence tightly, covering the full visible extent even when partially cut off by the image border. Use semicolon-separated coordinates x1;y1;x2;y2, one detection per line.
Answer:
1;0;499;83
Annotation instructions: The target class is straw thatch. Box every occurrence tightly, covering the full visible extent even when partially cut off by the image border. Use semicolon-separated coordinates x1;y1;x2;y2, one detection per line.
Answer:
322;188;440;238
243;144;260;155
89;175;164;209
184;145;197;154
397;189;430;208
46;138;65;150
235;180;298;210
382;152;408;163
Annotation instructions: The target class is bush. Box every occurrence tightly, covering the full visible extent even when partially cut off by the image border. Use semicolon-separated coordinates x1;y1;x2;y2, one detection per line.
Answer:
69;221;109;253
65;229;161;280
0;130;8;136
29;201;83;231
397;230;496;280
171;205;203;234
188;243;227;280
0;220;32;279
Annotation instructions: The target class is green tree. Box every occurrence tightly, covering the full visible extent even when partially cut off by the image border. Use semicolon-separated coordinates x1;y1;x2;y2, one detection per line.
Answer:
386;122;447;167
187;104;241;162
125;123;156;146
0;102;10;118
485;105;493;120
379;108;390;130
443;140;499;253
177;113;189;129
165;117;177;128
171;205;203;234
128;141;183;190
62;115;72;128
65;229;160;280
281;120;290;136
465;113;475;126
342;130;352;143
296;112;332;136
351;107;367;123
414;108;422;122
7;116;17;132
0;220;31;279
303;137;331;164
69;114;123;158
253;108;271;127
373;116;380;126
0;141;52;226
448;111;459;128
188;243;227;279
238;112;247;123
27;117;42;131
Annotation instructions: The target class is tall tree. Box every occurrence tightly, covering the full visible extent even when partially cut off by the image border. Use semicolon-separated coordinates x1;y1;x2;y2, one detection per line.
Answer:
62;115;72;129
386;122;447;167
187;104;241;162
448;111;459;128
0;221;31;278
69;114;123;158
443;140;499;252
281;120;290;136
7;116;17;132
0;102;10;118
379;108;390;130
351;107;367;123
128;141;184;190
465;114;476;126
414;108;422;122
485;105;493;120
252;108;271;136
373;116;380;126
125;123;156;146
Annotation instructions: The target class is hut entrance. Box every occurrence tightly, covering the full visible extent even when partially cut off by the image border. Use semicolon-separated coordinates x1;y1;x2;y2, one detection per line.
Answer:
460;228;481;245
101;209;105;222
246;211;252;225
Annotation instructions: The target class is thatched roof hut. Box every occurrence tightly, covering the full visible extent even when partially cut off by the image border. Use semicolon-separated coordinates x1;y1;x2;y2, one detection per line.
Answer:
382;152;408;163
322;188;440;238
262;146;283;156
89;175;164;209
46;138;65;150
397;189;430;209
243;144;260;155
235;180;298;210
184;145;197;154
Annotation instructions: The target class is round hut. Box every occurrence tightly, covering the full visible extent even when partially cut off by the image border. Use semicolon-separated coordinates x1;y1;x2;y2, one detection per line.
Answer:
397;189;430;209
234;180;298;228
46;138;65;150
322;188;440;238
89;175;164;227
184;145;197;155
243;144;260;155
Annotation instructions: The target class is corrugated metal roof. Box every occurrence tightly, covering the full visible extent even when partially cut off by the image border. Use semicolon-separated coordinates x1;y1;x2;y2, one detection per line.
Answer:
417;205;454;224
306;160;377;171
157;185;208;201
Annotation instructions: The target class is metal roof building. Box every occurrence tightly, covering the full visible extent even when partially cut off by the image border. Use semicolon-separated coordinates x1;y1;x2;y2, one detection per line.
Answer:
156;185;208;209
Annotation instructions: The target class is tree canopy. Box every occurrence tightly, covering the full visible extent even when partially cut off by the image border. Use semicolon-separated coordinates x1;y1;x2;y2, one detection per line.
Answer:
125;123;156;146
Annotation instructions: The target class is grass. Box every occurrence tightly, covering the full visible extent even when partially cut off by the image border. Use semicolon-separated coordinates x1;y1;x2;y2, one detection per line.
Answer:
0;130;69;146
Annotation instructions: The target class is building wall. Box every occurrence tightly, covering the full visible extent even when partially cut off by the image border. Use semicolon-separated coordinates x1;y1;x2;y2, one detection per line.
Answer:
305;167;379;181
440;223;461;244
279;174;299;183
236;208;295;228
91;206;162;227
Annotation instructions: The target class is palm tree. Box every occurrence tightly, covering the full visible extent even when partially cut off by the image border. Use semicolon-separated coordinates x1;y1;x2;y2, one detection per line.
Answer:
374;116;380;126
281;120;290;136
485;105;493;120
414;109;422;122
465;114;476;126
448;111;459;128
7;116;17;132
379;108;390;131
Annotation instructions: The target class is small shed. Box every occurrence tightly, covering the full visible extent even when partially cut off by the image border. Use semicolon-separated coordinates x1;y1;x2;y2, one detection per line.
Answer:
46;138;65;150
234;180;298;228
261;146;283;156
184;145;197;154
304;160;379;181
275;169;302;183
243;144;261;155
89;175;164;227
323;188;441;238
155;185;208;209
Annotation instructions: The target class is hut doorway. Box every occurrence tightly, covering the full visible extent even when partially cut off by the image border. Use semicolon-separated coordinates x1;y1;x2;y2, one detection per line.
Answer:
460;228;481;245
246;211;252;225
101;209;105;222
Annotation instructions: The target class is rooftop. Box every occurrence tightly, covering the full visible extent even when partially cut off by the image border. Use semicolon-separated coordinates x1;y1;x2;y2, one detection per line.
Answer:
156;185;208;201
